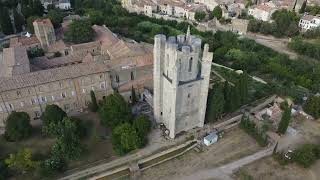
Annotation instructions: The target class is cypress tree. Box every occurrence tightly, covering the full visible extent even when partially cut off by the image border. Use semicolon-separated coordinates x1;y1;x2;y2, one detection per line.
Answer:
230;82;241;112
0;7;14;35
277;104;291;135
90;90;98;112
299;0;307;14
206;83;225;122
239;72;249;104
223;81;232;113
131;86;137;104
32;0;44;17
13;9;25;33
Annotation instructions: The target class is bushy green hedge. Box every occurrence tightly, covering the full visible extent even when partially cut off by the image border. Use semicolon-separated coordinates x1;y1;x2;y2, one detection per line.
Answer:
239;116;268;147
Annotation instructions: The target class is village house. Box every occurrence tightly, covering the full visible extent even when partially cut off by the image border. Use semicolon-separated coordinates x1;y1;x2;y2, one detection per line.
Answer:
248;2;278;21
299;14;320;31
41;0;71;10
121;0;207;21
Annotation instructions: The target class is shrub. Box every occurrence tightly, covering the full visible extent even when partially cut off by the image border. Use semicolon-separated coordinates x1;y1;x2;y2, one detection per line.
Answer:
5;111;32;141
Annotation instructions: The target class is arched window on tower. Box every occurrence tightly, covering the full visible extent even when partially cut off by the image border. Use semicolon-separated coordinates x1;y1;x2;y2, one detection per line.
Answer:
188;57;193;72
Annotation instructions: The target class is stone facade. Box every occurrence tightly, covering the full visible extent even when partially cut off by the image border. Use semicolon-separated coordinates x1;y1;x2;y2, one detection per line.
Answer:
0;25;153;128
153;29;213;138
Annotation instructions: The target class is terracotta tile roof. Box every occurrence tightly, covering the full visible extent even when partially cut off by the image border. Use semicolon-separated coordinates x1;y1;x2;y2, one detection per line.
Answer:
256;4;274;12
118;75;153;92
110;53;153;69
30;55;82;70
70;41;100;51
2;47;29;67
93;25;119;48
0;61;110;92
33;18;54;27
134;0;157;7
47;40;67;53
108;40;152;59
10;36;40;48
301;14;318;21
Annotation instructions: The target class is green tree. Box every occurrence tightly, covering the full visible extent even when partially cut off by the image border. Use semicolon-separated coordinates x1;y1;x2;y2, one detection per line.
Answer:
5;111;32;141
13;9;25;33
64;19;94;43
41;104;67;137
304;95;320;119
299;0;307;14
0;160;9;180
223;81;232;113
133;115;151;140
86;9;104;25
206;83;225;122
47;9;64;28
195;11;206;22
111;123;142;155
230;83;241;111
277;103;291;134
239;72;249;104
43;155;66;173
32;0;44;16
89;90;99;112
293;144;320;168
0;7;14;35
26;16;39;33
99;93;132;129
51;117;83;160
212;6;222;20
5;148;38;173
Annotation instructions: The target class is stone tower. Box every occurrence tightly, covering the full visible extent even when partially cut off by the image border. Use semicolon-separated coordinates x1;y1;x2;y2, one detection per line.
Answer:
153;29;213;138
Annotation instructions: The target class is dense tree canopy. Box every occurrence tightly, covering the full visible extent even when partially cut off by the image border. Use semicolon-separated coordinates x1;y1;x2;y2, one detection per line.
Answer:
111;123;142;155
212;6;222;20
0;7;14;35
64;19;94;43
26;16;40;33
288;37;320;60
47;9;64;28
41;104;67;137
133;115;151;140
99;93;132;129
5;111;32;141
195;11;206;22
5;148;38;173
292;144;320;168
304;95;320;119
248;9;299;37
51;117;83;160
206;83;225;122
277;102;291;134
13;9;25;33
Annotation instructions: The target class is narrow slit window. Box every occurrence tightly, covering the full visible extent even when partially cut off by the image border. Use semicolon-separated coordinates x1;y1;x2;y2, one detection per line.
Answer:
188;57;193;72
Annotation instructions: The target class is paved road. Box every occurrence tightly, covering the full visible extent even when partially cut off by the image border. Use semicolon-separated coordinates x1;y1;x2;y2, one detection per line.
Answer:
244;33;298;59
212;62;268;84
173;146;274;180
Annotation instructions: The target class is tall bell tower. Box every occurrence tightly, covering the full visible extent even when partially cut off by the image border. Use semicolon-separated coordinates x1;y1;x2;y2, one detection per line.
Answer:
153;28;213;138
